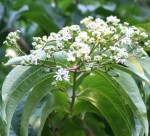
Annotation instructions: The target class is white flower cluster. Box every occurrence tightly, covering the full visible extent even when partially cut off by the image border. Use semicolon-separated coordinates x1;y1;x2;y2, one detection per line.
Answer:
3;30;20;46
67;42;90;62
109;46;128;64
145;40;150;48
4;16;150;82
21;49;46;65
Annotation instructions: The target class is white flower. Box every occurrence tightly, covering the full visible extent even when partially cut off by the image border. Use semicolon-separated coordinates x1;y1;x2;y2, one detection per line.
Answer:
140;32;148;38
32;37;46;49
62;30;72;41
88;37;95;44
84;56;91;62
106;16;120;24
113;34;119;40
120;37;132;45
29;54;38;65
110;46;117;51
124;22;129;26
114;55;119;60
75;43;90;59
70;25;81;32
75;31;89;42
58;27;72;41
136;47;146;56
67;42;90;61
110;47;128;64
80;16;93;25
21;55;37;65
51;81;57;86
67;52;76;62
4;30;20;46
145;40;150;47
116;59;126;64
42;36;48;41
124;27;135;37
79;43;90;55
144;42;149;46
54;68;70;82
94;55;102;62
95;18;106;26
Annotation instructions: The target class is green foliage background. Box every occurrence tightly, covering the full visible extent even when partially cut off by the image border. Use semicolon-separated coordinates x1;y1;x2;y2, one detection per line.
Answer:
0;0;150;136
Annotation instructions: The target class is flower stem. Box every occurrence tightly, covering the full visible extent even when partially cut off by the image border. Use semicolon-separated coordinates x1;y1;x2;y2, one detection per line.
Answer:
69;70;77;113
15;45;26;55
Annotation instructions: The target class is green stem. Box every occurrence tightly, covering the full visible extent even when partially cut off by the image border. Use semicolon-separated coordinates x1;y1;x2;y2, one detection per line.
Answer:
128;46;136;53
15;45;26;55
56;71;78;134
70;70;77;113
89;42;100;55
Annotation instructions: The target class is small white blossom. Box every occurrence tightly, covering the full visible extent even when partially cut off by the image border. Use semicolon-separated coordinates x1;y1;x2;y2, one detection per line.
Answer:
120;37;132;45
70;25;81;32
80;16;93;25
4;30;20;46
136;47;147;57
75;31;89;42
54;68;70;82
67;52;76;62
67;42;90;62
116;59;126;64
84;56;91;62
145;40;150;48
140;32;148;38
58;27;73;41
94;55;102;62
106;16;120;24
124;27;135;37
51;81;57;86
124;22;129;26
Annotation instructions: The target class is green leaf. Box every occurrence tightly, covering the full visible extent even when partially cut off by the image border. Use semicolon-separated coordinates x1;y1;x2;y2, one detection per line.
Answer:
0;2;4;20
137;23;150;34
0;117;6;136
95;70;148;136
78;75;133;136
73;100;100;115
85;114;109;136
61;116;86;136
11;94;29;135
4;57;23;66
2;66;31;118
45;51;72;68
74;101;108;135
53;51;71;67
109;60;149;83
20;78;68;136
1;66;54;136
76;72;90;88
28;101;45;136
137;56;150;78
38;91;69;136
95;6;118;16
21;12;58;33
128;57;144;74
0;5;29;34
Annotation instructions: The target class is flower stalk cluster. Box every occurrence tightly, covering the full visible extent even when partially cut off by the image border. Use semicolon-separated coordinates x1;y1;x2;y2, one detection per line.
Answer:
4;16;150;82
